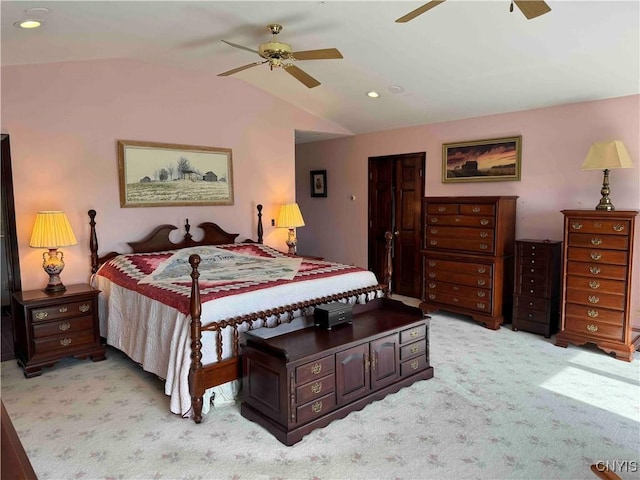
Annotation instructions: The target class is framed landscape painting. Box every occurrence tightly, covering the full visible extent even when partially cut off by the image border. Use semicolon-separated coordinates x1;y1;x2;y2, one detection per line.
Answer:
442;136;522;183
118;140;234;207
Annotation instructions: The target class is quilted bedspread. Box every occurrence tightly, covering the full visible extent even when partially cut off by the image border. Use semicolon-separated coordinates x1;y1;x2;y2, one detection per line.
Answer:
97;243;366;315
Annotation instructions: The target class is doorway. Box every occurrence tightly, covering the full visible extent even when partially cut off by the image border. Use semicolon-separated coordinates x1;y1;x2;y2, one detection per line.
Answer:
368;152;424;298
1;134;21;360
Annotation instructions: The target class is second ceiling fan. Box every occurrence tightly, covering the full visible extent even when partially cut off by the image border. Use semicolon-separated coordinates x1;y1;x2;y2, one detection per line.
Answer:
218;24;343;88
396;0;551;23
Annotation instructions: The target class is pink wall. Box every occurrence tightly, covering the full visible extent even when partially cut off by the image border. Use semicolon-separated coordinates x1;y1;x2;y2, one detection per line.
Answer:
1;58;349;291
295;95;640;327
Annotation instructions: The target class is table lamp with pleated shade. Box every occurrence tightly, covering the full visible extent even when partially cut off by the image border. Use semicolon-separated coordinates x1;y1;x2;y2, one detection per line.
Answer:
29;211;78;292
276;203;305;254
581;140;634;211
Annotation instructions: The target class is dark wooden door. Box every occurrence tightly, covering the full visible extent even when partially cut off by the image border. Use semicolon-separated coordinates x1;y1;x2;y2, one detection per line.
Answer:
335;343;369;404
368;153;424;298
369;334;399;390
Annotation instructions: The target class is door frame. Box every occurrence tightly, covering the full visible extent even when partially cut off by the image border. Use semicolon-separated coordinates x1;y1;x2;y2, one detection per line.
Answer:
1;134;22;298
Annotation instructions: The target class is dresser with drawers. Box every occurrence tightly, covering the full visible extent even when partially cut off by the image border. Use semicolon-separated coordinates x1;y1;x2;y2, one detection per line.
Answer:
512;239;563;337
420;196;518;330
12;284;106;377
241;298;433;445
556;210;638;361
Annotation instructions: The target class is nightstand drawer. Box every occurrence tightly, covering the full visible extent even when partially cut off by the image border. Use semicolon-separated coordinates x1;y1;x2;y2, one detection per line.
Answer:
296;356;334;384
32;315;94;339
33;330;96;355
296;393;336;425
296;374;335;405
30;300;94;323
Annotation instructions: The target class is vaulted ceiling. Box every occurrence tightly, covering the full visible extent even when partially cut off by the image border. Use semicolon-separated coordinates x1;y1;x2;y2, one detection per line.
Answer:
2;1;638;143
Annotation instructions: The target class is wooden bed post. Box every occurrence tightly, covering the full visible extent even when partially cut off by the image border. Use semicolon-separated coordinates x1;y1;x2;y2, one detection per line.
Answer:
188;254;205;423
88;210;99;274
383;231;393;298
257;204;263;244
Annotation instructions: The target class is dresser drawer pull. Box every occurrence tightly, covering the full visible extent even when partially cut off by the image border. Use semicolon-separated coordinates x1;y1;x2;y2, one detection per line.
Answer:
455;217;462;223
530;268;535;273
428;282;436;288
612;224;625;232
311;363;322;375
472;206;481;213
429;240;438;246
530;279;535;283
430;228;438;234
593;222;602;228
586;324;598;333
528;313;534;318
477;291;485;298
480;232;488;238
479;244;488;250
590;237;602;246
530;260;536;264
452;286;459;291
588;296;599;304
411;360;420;370
311;401;323;413
428;272;436;278
589;266;601;274
60;338;72;347
431;217;438;223
58;322;71;331
79;304;90;313
311;382;322;394
438;206;446;212
477;267;486;274
530;252;536;256
529;302;534;306
428;261;436;267
452;297;459;303
587;309;599;318
480;219;489;226
589;281;600;289
409;329;419;338
590;253;602;261
477;279;486;286
58;306;68;313
530;290;534;294
571;222;583;230
428;294;436;300
35;311;48;320
476;302;486;309
531;245;536;250
410;345;419;354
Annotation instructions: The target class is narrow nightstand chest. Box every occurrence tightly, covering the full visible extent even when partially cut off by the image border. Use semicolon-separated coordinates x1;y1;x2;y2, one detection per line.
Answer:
11;284;106;377
512;239;562;338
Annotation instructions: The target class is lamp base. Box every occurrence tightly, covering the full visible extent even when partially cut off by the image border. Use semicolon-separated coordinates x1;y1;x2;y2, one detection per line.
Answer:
285;228;297;255
594;168;615;212
42;248;67;293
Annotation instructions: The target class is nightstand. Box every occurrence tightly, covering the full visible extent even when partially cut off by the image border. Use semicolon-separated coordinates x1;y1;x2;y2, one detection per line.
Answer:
11;284;106;377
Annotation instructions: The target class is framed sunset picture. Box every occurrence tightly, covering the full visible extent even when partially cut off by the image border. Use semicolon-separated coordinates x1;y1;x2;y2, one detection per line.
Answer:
442;136;522;183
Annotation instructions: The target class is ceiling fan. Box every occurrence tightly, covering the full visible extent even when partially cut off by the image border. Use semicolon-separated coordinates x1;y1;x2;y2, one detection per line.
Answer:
395;0;551;23
218;24;343;89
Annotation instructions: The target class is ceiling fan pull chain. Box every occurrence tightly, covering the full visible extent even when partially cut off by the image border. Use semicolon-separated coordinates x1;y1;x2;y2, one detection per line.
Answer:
510;0;514;13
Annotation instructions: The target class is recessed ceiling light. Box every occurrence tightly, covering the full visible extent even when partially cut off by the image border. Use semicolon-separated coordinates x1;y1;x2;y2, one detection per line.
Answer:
14;19;43;29
388;85;405;94
366;91;380;98
25;7;50;16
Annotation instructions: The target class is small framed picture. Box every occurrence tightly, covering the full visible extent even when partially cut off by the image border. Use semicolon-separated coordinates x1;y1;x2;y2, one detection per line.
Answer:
310;170;327;197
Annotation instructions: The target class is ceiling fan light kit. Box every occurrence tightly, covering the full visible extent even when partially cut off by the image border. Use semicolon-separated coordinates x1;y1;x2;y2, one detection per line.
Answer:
219;24;343;89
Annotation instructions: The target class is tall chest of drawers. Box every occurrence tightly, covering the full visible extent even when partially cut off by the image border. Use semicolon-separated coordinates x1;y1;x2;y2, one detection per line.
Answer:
556;210;639;361
512;239;562;338
420;196;518;330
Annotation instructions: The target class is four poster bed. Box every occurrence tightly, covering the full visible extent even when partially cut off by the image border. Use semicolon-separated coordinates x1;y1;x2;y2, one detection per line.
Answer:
89;206;392;423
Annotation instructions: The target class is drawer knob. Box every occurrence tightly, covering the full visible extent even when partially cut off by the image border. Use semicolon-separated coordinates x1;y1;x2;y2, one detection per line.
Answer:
438;206;446;212
428;294;436;300
428;282;436;289
477;279;486;286
589;266;601;275
530;260;536;264
428;261;436;267
528;313;534;318
479;244;488;250
530;290;534;294
472;206;481;213
588;295;599;304
590;253;602;261
593;222;602;228
79;304;90;313
589;280;600;289
58;322;71;331
453;297;459;303
429;240;438;246
311;363;322;375
480;232;488;238
590;237;602;246
613;224;625;232
60;338;72;347
455;217;462;223
35;311;48;320
587;309;599;318
477;302;486;309
430;228;438;234
477;291;485;298
571;222;583;230
311;401;323;413
411;345;419;354
411;360;420;370
586;324;598;333
431;217;438;223
428;272;436;278
477;267;486;274
58;306;68;313
410;329;419;338
480;219;489;226
311;382;322;394
530;268;535;273
529;302;534;306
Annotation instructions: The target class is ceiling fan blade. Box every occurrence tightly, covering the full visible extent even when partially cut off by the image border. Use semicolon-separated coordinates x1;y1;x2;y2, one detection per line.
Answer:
395;0;446;23
221;40;260;55
291;48;343;60
514;0;551;19
284;65;321;88
218;62;263;77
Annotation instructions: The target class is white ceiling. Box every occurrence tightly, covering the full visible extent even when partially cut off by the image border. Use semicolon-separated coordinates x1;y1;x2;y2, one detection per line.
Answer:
2;1;639;143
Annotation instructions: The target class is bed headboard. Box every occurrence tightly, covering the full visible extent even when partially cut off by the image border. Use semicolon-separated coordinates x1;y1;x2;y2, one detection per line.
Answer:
88;204;263;274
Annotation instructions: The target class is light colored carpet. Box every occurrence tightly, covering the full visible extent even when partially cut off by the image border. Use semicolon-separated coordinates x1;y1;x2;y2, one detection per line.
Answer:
1;306;638;480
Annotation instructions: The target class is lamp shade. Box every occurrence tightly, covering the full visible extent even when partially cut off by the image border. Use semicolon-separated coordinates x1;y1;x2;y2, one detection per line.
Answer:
276;203;305;228
29;211;78;248
581;140;634;170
